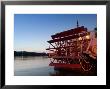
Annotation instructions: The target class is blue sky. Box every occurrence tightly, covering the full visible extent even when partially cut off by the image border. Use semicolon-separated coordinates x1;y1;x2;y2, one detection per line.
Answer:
14;14;97;52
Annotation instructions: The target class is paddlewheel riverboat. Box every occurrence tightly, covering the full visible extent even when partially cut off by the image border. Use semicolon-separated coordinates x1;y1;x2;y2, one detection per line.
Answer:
46;21;97;71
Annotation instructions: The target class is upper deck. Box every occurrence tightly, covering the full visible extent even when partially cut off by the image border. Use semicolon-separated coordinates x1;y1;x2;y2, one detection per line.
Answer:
47;26;89;43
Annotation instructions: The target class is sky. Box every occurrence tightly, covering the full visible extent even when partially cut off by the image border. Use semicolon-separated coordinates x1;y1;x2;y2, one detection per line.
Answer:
14;14;97;52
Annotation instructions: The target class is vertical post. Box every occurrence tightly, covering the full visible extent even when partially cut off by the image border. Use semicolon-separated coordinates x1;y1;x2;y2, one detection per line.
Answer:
77;20;79;28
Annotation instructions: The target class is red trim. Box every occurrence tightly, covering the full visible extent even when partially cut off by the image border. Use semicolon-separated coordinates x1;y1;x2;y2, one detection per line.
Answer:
49;63;81;68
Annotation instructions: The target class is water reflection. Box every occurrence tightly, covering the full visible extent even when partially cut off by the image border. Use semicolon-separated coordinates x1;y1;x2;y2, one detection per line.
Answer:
14;56;96;76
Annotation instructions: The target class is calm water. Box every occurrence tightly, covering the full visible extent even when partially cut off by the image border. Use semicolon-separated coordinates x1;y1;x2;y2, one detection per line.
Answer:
14;56;55;76
14;56;96;76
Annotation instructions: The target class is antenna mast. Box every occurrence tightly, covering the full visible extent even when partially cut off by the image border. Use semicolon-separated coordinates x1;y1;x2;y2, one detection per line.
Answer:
77;20;79;28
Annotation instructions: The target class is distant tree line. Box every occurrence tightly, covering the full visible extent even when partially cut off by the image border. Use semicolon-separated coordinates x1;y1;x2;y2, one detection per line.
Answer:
14;51;48;56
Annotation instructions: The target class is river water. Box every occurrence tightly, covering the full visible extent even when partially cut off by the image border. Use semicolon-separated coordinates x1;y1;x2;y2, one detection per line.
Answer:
14;56;96;76
14;56;55;76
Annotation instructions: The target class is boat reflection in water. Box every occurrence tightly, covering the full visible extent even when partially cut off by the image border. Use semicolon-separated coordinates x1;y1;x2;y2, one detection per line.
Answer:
14;56;96;76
